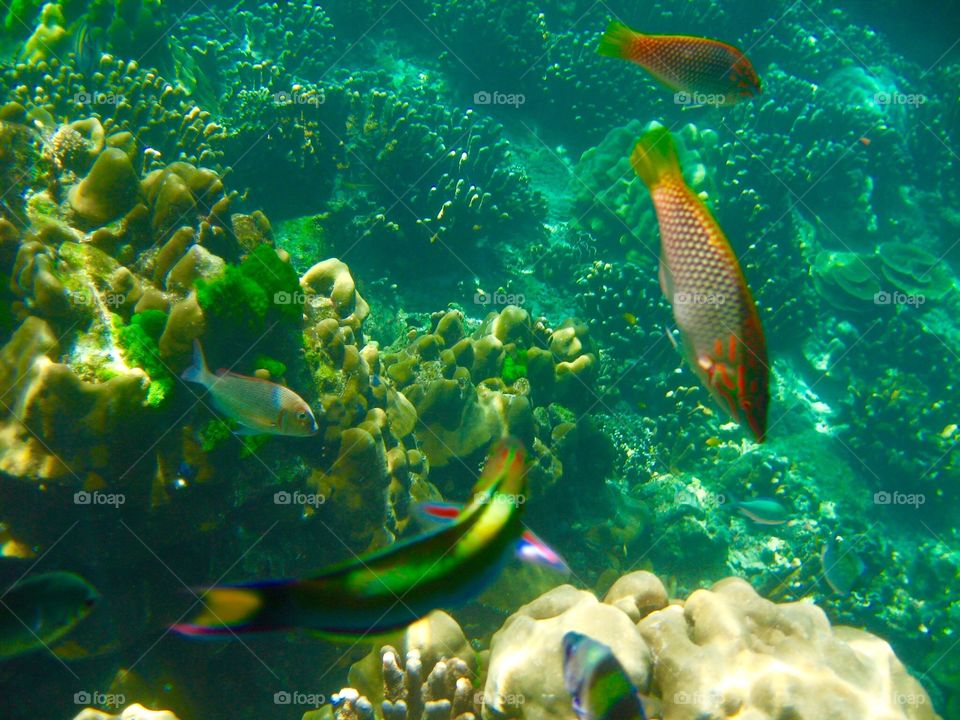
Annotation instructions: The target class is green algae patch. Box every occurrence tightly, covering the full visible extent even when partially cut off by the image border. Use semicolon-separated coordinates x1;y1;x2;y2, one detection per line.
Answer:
195;244;302;335
116;309;174;407
502;348;527;384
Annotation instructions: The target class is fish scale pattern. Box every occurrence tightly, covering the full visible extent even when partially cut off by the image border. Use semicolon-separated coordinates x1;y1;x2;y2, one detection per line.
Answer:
633;35;759;100
652;180;768;440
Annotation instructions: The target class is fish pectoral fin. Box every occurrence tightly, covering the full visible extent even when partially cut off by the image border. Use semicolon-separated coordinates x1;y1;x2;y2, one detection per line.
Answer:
232;426;264;436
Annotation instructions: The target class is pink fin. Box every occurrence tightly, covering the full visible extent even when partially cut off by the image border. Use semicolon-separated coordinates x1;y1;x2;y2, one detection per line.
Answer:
416;503;568;572
516;530;569;574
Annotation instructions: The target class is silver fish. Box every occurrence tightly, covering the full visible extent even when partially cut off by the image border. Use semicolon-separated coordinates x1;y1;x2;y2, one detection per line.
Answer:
181;341;318;437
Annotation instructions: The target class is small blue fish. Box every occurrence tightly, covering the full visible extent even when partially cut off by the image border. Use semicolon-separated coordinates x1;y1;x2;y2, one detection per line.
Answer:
820;536;865;595
563;632;647;720
727;496;789;525
182;341;318;437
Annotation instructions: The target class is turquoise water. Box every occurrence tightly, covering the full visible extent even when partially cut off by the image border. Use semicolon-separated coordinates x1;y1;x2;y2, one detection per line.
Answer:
0;1;958;719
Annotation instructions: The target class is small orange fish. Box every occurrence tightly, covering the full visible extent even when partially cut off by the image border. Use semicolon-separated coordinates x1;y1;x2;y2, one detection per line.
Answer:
598;21;761;106
631;126;769;442
858;137;871;146
182;341;318;437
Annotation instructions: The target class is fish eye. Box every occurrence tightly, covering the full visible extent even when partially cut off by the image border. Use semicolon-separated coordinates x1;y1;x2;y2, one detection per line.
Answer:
297;411;307;421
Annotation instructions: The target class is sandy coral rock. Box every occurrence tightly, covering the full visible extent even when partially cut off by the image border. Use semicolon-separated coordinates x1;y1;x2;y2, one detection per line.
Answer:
0;317;148;480
405;377;503;468
72;704;181;720
602;570;669;623
308;424;391;544
483;584;652;720
68;148;141;226
158;292;205;359
165;244;225;294
11;241;72;317
639;577;940;720
302;258;370;330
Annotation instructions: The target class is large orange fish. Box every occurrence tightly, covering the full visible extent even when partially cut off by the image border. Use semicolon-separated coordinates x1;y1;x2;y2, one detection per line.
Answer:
631;126;768;442
598;21;761;106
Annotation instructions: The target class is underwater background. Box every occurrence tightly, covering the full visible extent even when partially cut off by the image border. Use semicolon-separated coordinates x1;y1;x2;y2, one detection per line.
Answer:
0;0;959;718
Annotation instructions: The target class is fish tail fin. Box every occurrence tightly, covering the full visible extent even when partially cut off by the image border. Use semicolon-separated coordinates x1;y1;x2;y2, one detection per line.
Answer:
172;584;291;636
630;126;682;189
597;20;638;59
181;339;210;386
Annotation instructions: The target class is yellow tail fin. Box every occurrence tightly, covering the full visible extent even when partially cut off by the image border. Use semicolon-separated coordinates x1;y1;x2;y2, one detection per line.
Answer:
630;126;682;189
597;20;637;58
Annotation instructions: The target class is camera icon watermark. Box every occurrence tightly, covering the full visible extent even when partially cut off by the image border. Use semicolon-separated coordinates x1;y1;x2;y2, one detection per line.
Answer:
74;691;125;707
273;490;325;508
74;92;124;105
68;289;127;308
674;291;725;306
473;492;526;506
873;290;925;307
74;490;125;507
274;690;326;706
476;691;526;709
473;90;525;108
474;290;525;306
873;490;924;508
673;91;726;107
273;290;312;306
874;91;926;106
894;692;928;707
272;89;325;107
673;690;724;705
674;487;726;507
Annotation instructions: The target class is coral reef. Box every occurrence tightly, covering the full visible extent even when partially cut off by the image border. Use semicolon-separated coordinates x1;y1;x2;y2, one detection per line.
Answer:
379;305;597;478
318;611;479;720
483;571;940;720
1;1;958;718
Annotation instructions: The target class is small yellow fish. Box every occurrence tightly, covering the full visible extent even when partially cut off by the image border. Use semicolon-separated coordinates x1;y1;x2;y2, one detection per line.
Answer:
623;312;637;325
182;341;318;437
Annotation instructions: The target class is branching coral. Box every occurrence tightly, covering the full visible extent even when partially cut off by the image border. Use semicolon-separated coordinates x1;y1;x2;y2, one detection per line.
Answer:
313;611;478;720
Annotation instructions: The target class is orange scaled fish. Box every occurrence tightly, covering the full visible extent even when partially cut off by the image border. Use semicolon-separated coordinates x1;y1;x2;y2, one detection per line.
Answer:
598;21;761;106
182;341;318;437
631;126;768;441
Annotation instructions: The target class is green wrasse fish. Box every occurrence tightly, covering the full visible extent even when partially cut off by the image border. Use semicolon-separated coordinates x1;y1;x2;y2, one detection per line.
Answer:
181;340;318;437
563;632;648;720
174;438;553;639
631;126;768;441
0;571;99;660
598;21;761;106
